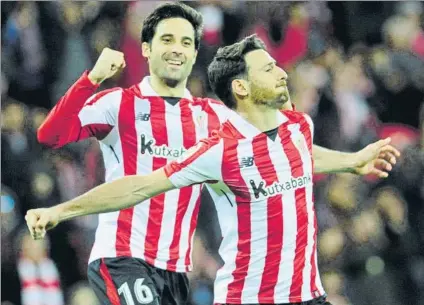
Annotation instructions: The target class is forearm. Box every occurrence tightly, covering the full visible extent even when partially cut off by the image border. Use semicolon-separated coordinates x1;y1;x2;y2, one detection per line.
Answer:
53;169;175;223
313;145;358;174
54;176;151;222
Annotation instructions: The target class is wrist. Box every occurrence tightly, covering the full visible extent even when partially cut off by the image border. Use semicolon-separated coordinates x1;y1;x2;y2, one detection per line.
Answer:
348;152;363;173
87;71;104;85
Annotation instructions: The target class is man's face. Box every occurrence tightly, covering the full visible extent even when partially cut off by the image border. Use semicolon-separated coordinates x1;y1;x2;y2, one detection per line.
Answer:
244;49;290;109
143;17;197;87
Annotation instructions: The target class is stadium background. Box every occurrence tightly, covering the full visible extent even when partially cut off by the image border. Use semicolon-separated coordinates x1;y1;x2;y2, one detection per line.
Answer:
1;1;423;305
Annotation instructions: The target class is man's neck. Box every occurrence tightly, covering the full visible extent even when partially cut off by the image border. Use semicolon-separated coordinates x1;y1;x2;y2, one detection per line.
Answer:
236;99;293;132
236;102;279;132
149;74;187;97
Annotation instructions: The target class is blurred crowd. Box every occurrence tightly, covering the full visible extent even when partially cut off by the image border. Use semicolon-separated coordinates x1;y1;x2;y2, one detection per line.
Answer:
1;2;423;305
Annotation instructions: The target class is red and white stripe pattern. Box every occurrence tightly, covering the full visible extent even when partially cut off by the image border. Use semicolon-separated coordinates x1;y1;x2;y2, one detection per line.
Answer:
18;257;64;305
165;110;325;303
88;77;232;272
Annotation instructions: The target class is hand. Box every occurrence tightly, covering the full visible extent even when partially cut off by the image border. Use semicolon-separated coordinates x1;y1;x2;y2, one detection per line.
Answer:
88;48;126;85
352;138;401;178
25;208;60;240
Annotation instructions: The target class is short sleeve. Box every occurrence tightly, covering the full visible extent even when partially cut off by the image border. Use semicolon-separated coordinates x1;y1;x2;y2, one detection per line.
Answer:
164;136;224;188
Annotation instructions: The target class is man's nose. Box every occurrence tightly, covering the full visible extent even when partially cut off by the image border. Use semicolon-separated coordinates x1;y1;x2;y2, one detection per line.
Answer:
170;42;184;55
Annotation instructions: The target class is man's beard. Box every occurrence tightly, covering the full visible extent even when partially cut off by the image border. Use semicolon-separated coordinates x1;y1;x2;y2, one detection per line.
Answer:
253;91;289;109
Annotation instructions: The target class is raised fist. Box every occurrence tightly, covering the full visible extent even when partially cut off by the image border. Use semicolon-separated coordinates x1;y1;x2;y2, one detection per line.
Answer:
88;48;126;85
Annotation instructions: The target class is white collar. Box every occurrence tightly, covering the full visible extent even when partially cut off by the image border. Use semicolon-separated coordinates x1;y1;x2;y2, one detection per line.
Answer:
139;76;193;101
227;110;289;138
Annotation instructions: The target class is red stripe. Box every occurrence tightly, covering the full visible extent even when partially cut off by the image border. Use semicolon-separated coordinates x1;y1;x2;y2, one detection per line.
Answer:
130;83;143;97
144;97;168;266
167;187;192;271
185;194;201;268
22;279;60;289
252;134;284;303
278;113;310;302
206;102;221;136
116;91;137;257
301;114;318;295
99;259;121;305
167;101;197;270
222;138;252;303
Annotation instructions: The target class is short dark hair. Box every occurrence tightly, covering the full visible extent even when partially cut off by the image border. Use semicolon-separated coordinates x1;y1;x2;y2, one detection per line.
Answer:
141;2;203;50
207;35;267;109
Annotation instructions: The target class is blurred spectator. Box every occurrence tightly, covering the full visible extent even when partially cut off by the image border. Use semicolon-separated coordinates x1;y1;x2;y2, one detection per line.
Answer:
2;2;50;108
16;229;64;305
246;2;309;70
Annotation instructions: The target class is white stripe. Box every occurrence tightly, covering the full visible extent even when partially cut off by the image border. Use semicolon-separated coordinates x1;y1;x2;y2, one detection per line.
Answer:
209;101;234;124
190;103;209;140
99;139;123;182
175;186;201;269
239;141;267;304
288;123;315;300
154;102;185;266
90;134;125;263
209;183;238;303
130;97;153;260
79;90;122;126
272;132;297;302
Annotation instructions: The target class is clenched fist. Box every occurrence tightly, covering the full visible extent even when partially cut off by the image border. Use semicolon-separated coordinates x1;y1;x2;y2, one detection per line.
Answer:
25;207;61;240
88;48;126;85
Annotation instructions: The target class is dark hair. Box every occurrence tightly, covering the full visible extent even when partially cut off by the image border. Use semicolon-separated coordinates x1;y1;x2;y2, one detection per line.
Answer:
141;2;203;50
207;35;267;109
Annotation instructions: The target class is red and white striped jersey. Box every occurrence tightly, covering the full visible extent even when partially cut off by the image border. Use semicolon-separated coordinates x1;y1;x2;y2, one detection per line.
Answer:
165;110;325;303
37;71;233;272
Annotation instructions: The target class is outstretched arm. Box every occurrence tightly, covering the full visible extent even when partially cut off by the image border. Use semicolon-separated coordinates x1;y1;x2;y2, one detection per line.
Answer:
26;136;224;240
313;138;401;177
26;169;174;239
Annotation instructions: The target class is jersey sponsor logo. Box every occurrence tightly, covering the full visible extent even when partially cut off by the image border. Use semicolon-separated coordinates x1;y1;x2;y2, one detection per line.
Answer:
249;173;313;199
140;134;187;159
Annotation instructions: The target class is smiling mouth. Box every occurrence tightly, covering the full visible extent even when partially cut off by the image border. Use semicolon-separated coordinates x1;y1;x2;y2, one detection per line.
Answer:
166;59;183;67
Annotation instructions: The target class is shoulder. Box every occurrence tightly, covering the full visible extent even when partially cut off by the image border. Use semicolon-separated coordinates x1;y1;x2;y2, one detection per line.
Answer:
193;97;235;121
84;87;124;106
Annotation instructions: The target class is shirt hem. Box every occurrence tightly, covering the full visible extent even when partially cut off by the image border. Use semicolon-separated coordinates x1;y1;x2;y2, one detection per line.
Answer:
214;292;325;304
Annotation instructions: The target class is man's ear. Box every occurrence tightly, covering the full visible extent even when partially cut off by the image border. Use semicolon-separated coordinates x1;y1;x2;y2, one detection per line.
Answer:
231;79;249;97
142;42;151;59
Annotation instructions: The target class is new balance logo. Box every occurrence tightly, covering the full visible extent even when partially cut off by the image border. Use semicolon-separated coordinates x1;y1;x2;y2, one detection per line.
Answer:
136;113;151;121
249;174;313;199
239;157;254;168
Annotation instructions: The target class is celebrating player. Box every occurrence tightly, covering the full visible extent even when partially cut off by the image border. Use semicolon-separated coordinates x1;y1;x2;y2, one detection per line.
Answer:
29;34;399;305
